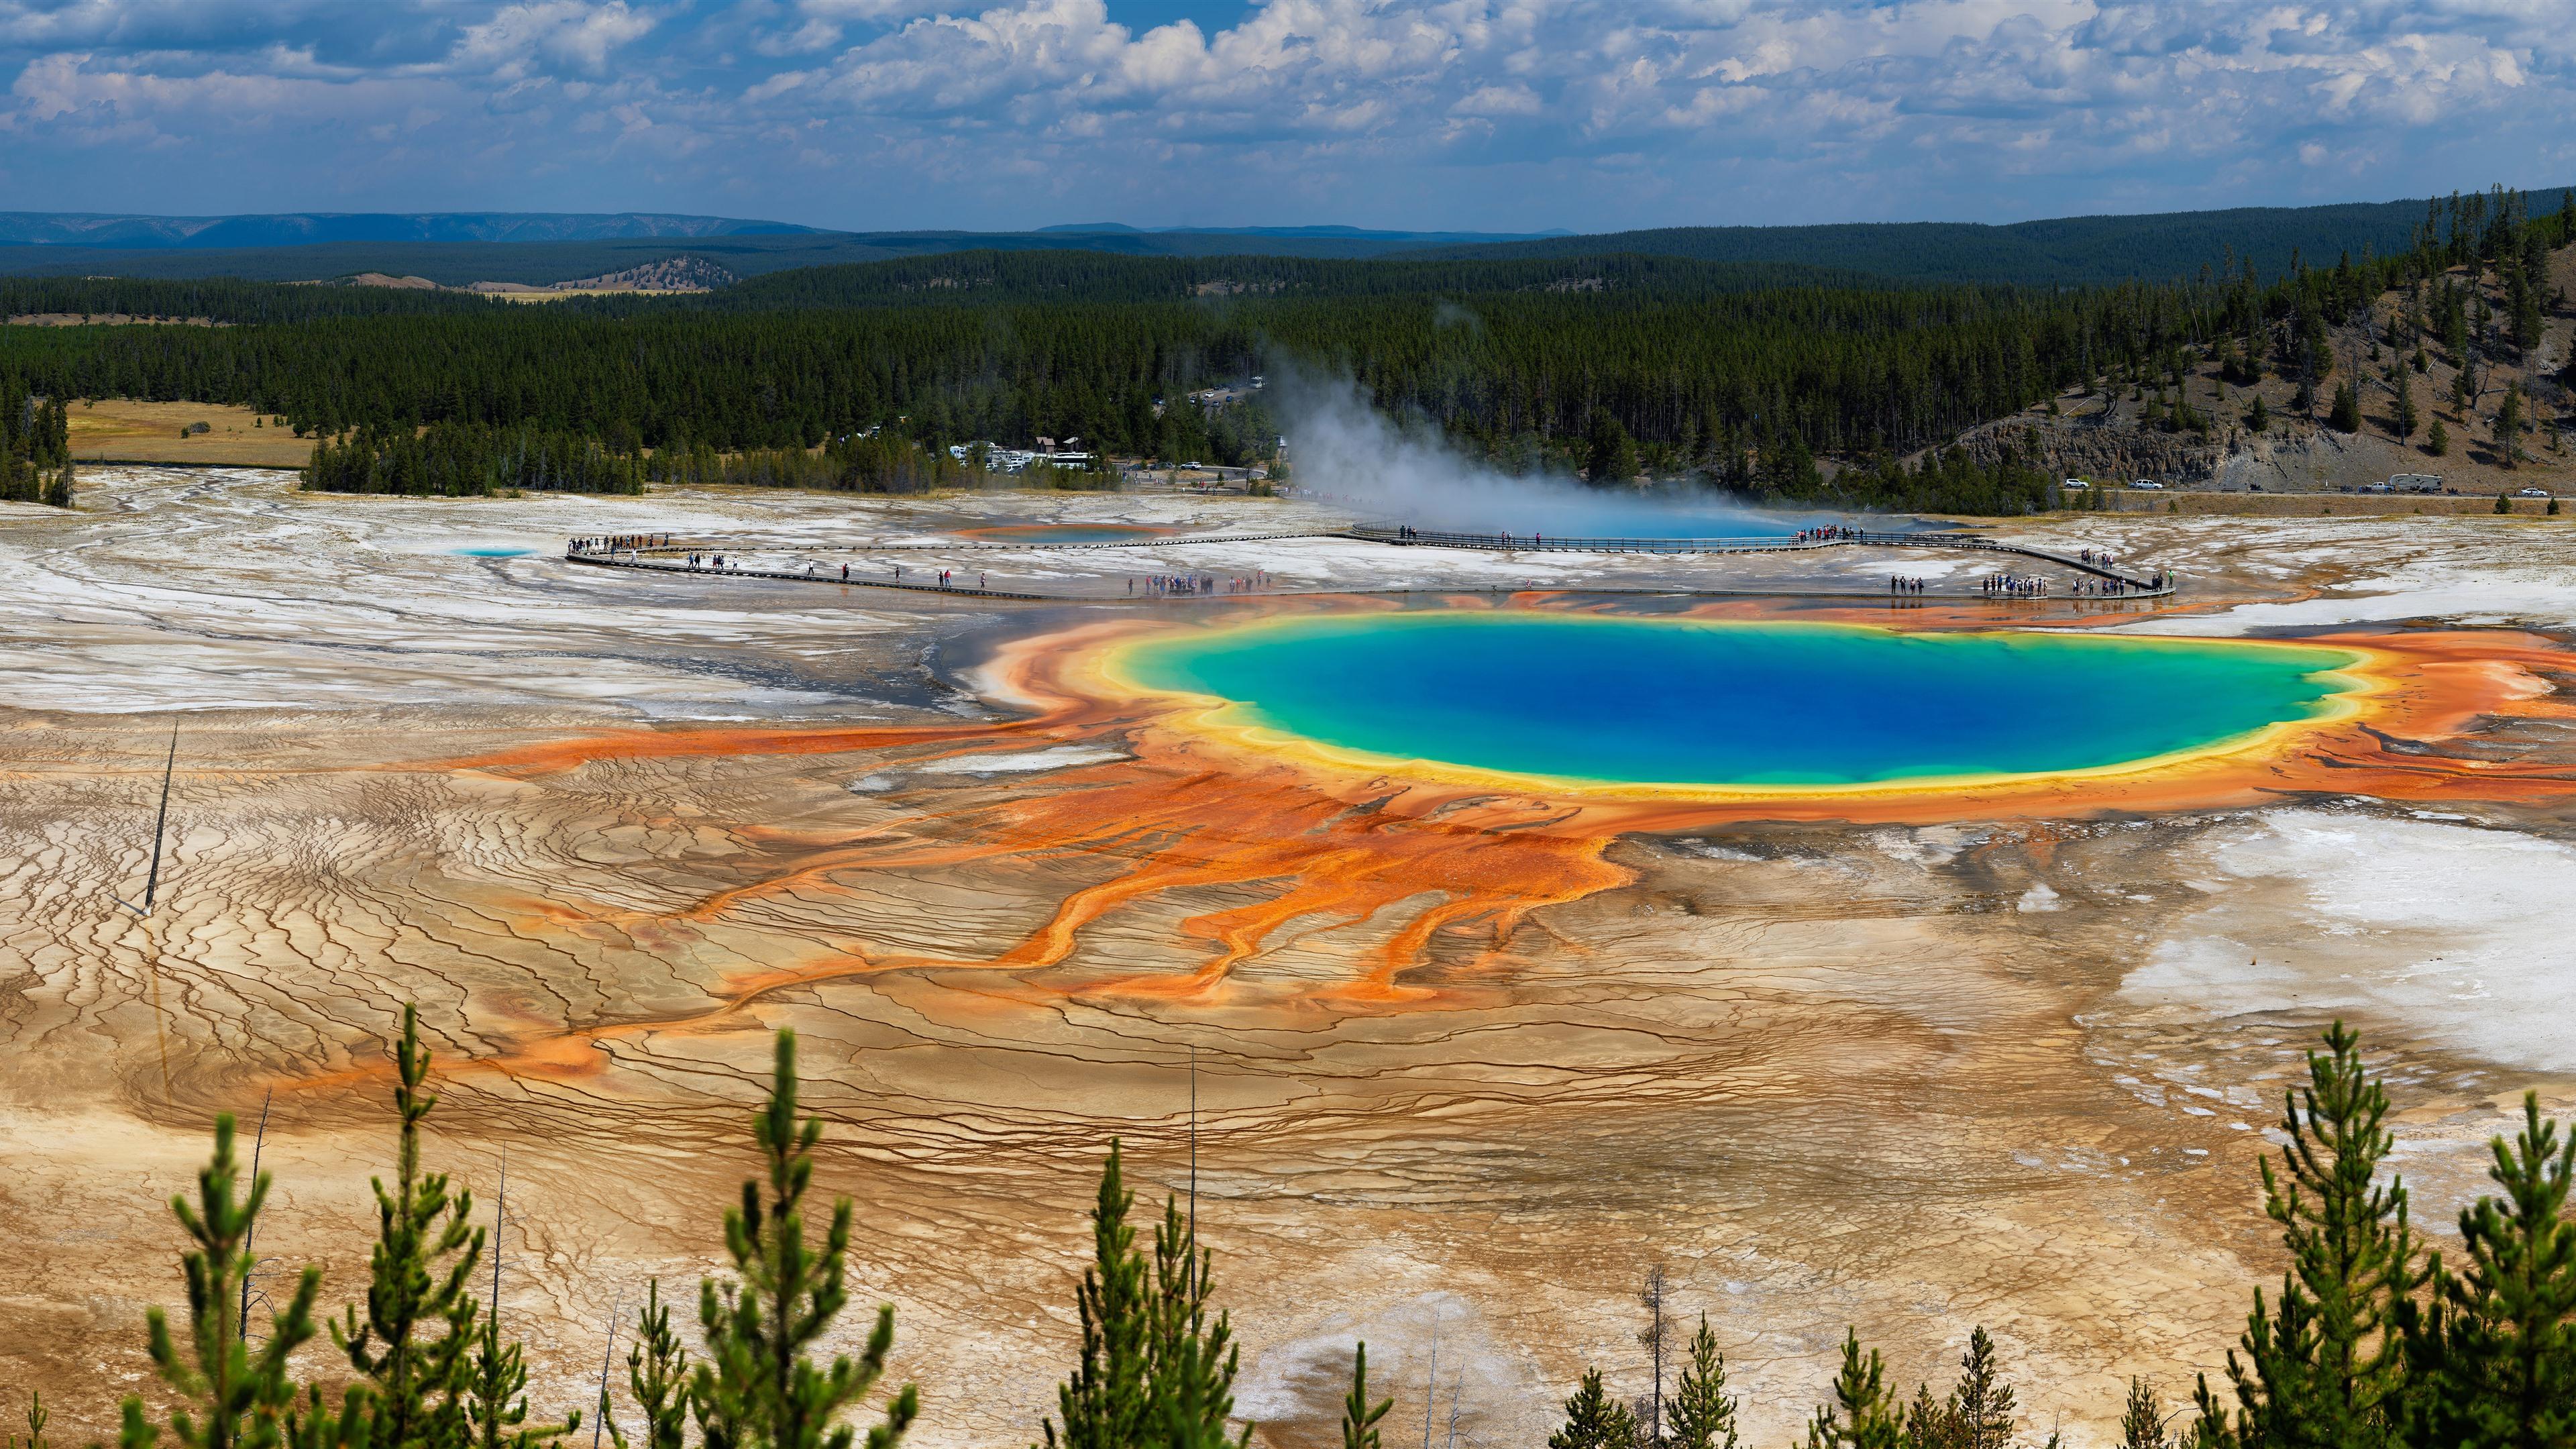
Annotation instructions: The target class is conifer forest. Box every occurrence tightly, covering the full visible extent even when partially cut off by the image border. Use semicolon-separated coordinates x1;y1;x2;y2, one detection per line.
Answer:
1;189;2563;515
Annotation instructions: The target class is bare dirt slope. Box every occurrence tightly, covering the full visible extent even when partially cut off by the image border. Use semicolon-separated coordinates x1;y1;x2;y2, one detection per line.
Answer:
1966;243;2576;497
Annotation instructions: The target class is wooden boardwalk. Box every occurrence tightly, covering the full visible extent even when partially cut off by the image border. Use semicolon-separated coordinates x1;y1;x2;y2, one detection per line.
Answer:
561;526;2172;602
1338;525;2168;592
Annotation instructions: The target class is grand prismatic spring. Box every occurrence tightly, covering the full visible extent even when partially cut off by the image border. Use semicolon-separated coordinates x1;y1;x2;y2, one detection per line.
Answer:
1102;614;2370;795
8;471;2576;1449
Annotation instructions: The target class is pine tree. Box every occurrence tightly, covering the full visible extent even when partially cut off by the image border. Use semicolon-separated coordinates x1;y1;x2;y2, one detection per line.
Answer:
2400;1093;2576;1449
1550;1369;1638;1449
121;1114;328;1449
2428;418;2449;457
14;1390;47;1449
462;1269;576;1449
1148;1193;1240;1449
336;1005;484;1449
2247;395;2270;433
1039;1143;1151;1449
2495;386;2524;468
2393;368;2417;439
38;457;74;509
691;1029;917;1449
1658;1315;1741;1444
2328;381;2361;433
1664;1316;1738;1449
1945;1329;2017;1449
1803;1332;1902;1449
1904;1383;1955;1449
1338;1344;1392;1449
2119;1379;2168;1449
1637;1267;1671;1448
618;1281;691;1449
2212;1022;2423;1449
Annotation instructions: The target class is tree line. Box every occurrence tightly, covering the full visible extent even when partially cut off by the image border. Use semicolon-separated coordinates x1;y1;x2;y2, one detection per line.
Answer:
303;422;645;496
25;1014;2576;1449
0;281;2241;502
3;185;2567;515
1;374;76;508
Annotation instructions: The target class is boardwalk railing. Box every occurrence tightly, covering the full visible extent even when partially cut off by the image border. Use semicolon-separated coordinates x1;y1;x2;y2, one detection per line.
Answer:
1343;525;2166;592
565;524;2171;599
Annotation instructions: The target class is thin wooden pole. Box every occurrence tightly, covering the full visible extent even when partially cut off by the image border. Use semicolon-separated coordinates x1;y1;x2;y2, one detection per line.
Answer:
592;1290;624;1449
491;1148;508;1335
112;716;180;919
238;1089;272;1336
144;716;178;911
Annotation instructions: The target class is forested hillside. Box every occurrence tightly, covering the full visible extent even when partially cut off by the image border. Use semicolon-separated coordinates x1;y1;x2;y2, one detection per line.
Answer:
2;189;2567;513
1419;186;2576;286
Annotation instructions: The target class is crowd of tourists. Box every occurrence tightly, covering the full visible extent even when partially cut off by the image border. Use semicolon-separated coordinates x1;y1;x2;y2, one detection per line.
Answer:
1887;575;1928;594
1983;572;2048;596
1795;525;1862;543
1132;572;1271;596
569;533;669;554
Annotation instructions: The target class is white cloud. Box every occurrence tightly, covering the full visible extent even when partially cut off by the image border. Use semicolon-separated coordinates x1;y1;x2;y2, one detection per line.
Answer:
0;0;2569;227
453;0;655;78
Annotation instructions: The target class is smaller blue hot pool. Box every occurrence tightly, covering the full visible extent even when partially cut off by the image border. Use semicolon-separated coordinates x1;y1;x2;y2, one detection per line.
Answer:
455;547;534;558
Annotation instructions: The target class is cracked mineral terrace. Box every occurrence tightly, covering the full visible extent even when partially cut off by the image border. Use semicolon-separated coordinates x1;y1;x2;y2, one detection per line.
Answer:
5;467;2576;1449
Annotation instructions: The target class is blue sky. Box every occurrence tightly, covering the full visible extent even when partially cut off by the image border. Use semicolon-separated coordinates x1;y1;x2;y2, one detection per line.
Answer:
1;1;2569;233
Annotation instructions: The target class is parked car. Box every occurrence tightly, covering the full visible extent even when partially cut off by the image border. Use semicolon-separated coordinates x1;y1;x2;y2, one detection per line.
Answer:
2062;478;2090;489
2516;487;2552;498
2130;479;2164;490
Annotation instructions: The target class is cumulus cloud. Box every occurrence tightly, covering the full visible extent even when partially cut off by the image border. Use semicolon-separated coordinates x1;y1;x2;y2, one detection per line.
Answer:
453;0;655;78
0;0;2568;227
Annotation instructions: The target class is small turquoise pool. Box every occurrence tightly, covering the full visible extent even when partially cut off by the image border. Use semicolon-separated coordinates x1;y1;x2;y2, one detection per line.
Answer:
1114;613;2365;789
455;547;533;558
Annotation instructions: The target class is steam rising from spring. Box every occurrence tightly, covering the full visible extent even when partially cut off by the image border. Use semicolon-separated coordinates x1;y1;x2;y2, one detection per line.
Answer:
1269;370;1868;540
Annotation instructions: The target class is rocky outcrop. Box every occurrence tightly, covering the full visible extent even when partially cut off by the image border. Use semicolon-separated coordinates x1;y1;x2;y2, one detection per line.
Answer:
1952;411;2227;486
1949;400;2493;494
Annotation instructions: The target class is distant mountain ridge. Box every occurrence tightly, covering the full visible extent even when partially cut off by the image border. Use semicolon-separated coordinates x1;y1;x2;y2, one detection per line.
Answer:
0;211;816;249
1;191;2567;289
1032;223;1570;241
1410;192;2576;284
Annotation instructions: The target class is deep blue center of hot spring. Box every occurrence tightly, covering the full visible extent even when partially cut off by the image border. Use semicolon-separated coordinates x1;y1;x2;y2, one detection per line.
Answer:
1118;614;2362;788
